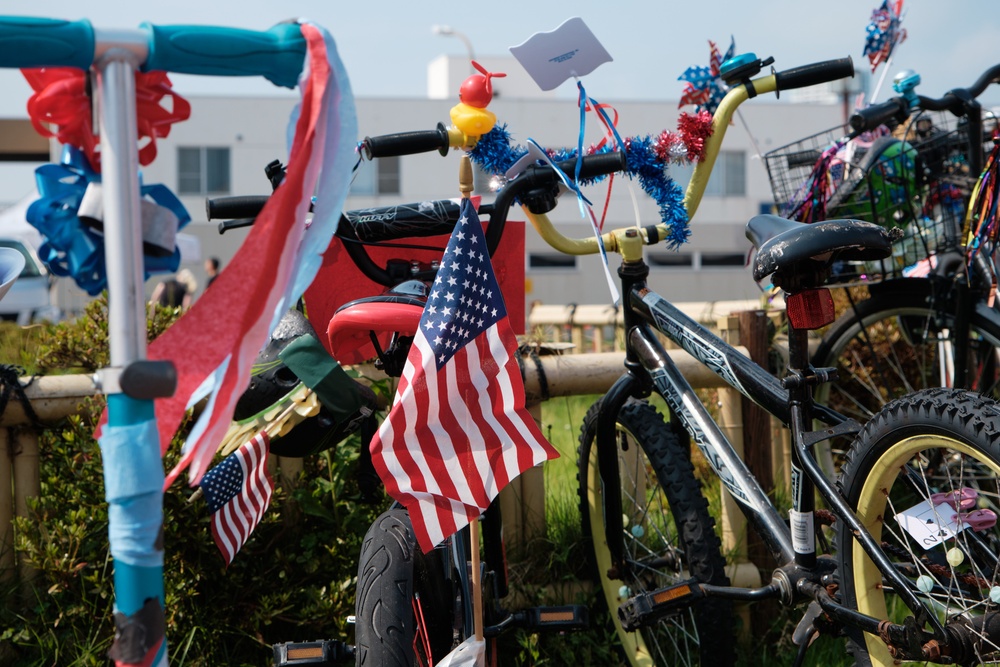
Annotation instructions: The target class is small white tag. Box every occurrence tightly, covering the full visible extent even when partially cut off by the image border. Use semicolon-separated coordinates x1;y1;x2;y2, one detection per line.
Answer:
509;17;612;91
896;500;966;550
504;141;550;181
789;510;814;555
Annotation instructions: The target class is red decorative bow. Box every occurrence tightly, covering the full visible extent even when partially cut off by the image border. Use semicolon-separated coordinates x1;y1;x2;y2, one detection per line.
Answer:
23;67;191;170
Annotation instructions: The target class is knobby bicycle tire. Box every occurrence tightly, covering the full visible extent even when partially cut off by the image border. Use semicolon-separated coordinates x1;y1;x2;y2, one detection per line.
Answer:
835;388;1000;666
354;509;455;667
577;398;735;667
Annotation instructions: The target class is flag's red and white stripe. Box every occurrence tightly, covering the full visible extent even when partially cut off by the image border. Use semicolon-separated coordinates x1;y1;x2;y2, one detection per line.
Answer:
370;198;557;553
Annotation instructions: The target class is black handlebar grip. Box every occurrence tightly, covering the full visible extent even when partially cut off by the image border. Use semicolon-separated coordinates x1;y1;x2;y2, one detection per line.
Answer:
205;195;270;221
849;97;909;132
362;122;450;159
774;56;855;92
556;151;628;179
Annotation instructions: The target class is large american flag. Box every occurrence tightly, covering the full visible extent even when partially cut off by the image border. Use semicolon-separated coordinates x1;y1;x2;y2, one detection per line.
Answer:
200;431;274;566
370;197;558;553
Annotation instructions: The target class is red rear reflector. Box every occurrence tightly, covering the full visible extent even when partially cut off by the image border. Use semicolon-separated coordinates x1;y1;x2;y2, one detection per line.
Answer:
786;289;835;330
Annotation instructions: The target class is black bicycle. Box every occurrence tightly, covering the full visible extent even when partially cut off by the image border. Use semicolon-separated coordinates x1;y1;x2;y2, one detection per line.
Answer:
503;61;1000;667
766;66;1000;441
209;150;627;667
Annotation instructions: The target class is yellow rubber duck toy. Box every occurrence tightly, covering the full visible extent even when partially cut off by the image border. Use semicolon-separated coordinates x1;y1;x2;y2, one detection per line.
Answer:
450;61;506;137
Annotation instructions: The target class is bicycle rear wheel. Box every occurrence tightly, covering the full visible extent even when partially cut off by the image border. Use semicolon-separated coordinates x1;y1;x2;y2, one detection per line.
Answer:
354;509;457;666
812;283;1000;475
577;398;734;667
813;282;1000;424
835;388;1000;666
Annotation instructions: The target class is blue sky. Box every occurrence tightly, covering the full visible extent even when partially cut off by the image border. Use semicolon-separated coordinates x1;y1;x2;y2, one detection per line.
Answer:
0;0;998;115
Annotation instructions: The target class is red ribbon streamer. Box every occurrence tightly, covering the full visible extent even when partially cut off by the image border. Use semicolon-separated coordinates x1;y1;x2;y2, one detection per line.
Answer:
22;67;191;170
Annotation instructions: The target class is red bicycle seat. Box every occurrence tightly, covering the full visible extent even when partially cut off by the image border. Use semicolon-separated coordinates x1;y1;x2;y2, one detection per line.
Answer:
327;294;425;365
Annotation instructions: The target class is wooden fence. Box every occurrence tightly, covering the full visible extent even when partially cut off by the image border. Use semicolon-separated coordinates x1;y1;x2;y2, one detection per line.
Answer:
1;300;789;626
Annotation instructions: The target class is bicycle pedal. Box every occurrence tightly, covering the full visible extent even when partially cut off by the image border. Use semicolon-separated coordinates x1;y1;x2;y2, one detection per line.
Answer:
272;640;354;666
618;578;704;632
517;605;589;632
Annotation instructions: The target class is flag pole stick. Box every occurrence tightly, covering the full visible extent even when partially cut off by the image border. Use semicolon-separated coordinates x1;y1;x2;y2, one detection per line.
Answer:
470;514;484;642
457;156;484;642
870;55;894;105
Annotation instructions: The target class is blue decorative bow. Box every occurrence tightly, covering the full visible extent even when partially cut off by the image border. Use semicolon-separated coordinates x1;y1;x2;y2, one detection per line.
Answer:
27;145;191;296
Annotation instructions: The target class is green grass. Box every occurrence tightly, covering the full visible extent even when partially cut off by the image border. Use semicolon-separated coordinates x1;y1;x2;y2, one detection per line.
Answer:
536;393;854;667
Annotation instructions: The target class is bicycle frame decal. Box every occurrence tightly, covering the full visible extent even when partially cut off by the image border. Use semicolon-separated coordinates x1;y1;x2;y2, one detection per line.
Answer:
640;292;743;393
647;363;750;505
630;292;797;563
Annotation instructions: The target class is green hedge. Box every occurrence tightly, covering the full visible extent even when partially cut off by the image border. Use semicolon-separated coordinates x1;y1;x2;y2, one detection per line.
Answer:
0;298;616;667
0;299;382;666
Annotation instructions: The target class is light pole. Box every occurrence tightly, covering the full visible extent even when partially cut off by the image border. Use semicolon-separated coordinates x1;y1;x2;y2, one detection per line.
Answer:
432;24;475;74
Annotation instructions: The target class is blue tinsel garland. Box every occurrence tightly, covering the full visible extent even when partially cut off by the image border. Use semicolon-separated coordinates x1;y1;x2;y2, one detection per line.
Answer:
468;125;691;249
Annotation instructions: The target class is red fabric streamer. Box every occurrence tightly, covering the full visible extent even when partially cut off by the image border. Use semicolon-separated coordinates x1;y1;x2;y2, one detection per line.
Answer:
22;67;190;170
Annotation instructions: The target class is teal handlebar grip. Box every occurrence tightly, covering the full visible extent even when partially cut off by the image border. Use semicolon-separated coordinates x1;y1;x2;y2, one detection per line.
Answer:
0;16;94;69
142;22;305;89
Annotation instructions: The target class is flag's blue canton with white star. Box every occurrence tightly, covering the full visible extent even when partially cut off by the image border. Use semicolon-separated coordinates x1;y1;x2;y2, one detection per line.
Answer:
201;454;244;513
422;198;504;371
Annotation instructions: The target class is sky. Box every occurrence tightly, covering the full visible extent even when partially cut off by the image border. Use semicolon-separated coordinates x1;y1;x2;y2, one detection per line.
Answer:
0;0;998;117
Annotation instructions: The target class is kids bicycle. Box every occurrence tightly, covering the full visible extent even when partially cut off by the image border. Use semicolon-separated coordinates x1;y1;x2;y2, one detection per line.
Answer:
766;65;1000;438
207;149;627;666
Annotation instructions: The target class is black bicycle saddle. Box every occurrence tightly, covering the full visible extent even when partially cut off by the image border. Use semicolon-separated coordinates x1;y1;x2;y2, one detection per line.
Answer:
746;214;895;286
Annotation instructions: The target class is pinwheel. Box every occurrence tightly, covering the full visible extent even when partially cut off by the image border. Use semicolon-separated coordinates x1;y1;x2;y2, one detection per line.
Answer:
678;37;736;115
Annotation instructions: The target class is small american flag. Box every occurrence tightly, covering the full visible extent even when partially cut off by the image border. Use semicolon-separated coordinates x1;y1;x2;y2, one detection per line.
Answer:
200;431;274;565
370;197;558;553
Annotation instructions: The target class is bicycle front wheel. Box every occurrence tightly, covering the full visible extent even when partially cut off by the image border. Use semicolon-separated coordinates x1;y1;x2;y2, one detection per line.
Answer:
354;509;457;667
835;388;1000;666
577;398;734;667
813;284;1000;425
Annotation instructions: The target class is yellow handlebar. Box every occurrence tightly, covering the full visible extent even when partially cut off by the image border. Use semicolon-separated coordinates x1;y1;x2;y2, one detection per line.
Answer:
526;73;780;263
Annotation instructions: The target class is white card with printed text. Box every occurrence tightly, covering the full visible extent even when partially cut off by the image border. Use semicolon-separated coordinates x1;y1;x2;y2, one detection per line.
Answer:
509;17;612;91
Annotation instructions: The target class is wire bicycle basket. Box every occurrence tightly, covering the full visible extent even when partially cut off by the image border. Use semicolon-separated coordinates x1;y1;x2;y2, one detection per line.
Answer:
764;109;989;284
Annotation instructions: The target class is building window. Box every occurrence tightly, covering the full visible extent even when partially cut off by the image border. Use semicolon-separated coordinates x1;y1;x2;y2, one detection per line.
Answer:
701;252;746;268
350;156;401;195
648;252;694;268
529;253;577;269
667;150;746;197
705;151;746;197
178;147;230;195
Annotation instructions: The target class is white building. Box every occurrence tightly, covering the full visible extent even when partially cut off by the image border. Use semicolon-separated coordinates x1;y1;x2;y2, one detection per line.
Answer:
0;56;856;318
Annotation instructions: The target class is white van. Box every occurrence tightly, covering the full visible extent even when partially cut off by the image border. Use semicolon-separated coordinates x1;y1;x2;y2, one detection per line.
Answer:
0;194;59;324
0;236;58;324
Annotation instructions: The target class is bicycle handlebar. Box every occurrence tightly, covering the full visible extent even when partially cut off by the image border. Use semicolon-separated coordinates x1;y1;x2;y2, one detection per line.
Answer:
0;16;305;88
512;57;855;260
773;57;855;92
849;63;1000;133
362;123;453;159
208;151;626;284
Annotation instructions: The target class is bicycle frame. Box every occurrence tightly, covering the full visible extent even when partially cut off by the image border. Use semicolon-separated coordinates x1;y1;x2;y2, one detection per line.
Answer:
585;249;951;640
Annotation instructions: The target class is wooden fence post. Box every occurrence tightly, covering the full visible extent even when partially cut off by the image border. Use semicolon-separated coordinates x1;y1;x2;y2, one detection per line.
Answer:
721;311;779;638
13;427;39;587
0;428;13;581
